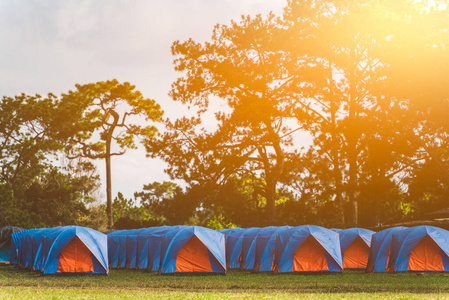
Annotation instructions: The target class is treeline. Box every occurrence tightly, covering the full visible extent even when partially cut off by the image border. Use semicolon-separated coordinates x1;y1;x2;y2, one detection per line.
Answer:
3;0;449;230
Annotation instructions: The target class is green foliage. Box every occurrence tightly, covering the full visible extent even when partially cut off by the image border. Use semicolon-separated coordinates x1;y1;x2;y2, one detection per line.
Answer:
0;93;101;228
112;192;163;230
143;0;449;228
62;80;163;160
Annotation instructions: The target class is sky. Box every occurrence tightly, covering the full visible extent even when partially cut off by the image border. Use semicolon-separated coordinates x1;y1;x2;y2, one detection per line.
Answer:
0;0;286;202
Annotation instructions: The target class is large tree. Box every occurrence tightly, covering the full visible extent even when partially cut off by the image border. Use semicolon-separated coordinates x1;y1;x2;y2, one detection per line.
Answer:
0;93;100;228
147;13;322;224
61;80;163;229
148;0;449;228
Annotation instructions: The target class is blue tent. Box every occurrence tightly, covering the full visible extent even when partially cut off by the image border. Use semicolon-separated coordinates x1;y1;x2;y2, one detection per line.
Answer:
0;226;22;264
254;226;291;272
274;225;342;273
12;228;41;269
107;226;182;271
107;229;134;269
388;226;449;272
367;227;407;272
337;228;375;269
159;226;226;274
219;228;244;269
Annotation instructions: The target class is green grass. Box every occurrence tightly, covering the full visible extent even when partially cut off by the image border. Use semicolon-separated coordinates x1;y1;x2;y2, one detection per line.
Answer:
1;266;449;299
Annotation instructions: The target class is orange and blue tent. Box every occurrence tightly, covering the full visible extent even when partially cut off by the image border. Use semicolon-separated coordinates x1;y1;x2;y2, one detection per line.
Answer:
41;226;108;274
335;228;375;269
13;226;108;275
367;227;407;272
219;228;244;269
387;226;449;272
159;226;226;274
254;226;291;272
273;225;343;273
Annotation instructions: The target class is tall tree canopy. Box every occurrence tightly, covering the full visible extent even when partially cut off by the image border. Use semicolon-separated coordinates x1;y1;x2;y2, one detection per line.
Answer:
145;0;449;228
60;80;163;229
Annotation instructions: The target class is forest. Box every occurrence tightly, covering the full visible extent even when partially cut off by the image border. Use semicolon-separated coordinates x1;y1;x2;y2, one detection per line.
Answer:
1;0;449;231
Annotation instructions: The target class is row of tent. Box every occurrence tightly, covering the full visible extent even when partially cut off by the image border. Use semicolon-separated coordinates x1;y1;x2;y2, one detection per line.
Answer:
2;224;449;274
106;225;449;274
220;226;373;272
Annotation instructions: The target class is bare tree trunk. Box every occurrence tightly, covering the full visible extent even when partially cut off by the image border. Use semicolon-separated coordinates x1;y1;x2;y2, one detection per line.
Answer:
329;67;345;226
105;109;119;230
266;178;277;225
347;59;359;227
106;145;113;229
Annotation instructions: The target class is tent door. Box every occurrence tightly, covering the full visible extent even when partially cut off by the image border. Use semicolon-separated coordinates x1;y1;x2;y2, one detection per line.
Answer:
408;235;444;271
292;236;328;272
175;236;212;272
58;237;94;273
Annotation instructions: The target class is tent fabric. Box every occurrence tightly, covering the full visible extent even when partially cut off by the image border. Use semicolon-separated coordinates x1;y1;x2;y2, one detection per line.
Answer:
274;225;343;273
107;226;180;271
239;227;262;270
0;226;22;264
242;227;276;270
12;226;108;275
408;236;444;271
388;226;449;272
219;228;244;269
254;226;291;272
336;228;375;269
342;237;370;269
367;227;407;272
159;226;226;274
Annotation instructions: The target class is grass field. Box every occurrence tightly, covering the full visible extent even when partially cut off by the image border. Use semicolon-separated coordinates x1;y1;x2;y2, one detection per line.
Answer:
1;266;449;299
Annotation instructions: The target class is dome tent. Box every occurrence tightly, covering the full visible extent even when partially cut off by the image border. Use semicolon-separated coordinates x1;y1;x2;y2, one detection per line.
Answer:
335;228;375;269
274;225;343;273
367;227;407;272
388;226;449;272
13;226;108;275
42;226;108;274
159;226;226;274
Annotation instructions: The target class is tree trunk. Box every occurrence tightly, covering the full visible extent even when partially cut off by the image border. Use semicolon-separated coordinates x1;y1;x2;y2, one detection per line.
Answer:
347;59;359;227
266;178;277;225
104;109;119;230
329;66;345;226
105;145;113;229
